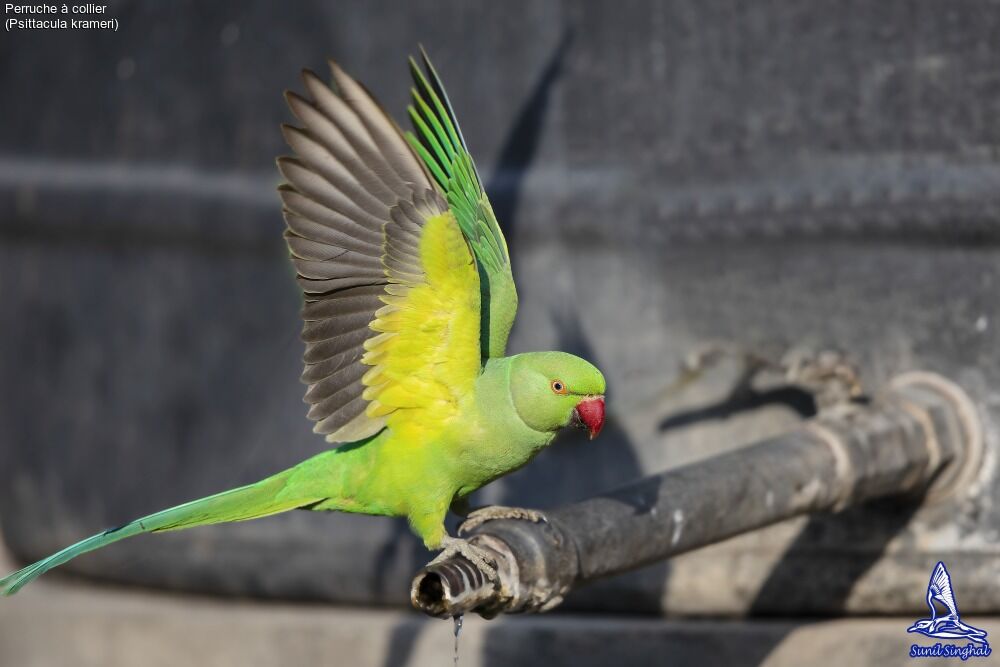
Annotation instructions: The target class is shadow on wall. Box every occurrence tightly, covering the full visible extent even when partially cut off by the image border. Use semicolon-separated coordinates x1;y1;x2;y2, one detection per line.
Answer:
378;26;670;667
486;28;573;250
739;495;928;667
481;23;671;619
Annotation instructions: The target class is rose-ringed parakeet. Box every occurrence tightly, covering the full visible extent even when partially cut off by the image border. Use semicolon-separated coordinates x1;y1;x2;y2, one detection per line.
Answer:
0;51;606;595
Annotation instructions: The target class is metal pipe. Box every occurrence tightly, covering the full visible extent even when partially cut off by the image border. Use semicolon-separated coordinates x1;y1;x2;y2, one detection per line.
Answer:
410;371;982;619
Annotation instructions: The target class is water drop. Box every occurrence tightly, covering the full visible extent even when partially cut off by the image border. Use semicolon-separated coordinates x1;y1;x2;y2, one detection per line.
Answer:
453;613;464;667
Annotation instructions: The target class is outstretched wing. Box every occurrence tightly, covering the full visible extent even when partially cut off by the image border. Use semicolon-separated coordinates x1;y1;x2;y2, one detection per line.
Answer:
279;62;482;443
929;561;959;617
404;50;519;359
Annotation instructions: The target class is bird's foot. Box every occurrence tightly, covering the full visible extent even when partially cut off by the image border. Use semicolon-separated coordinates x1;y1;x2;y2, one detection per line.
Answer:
458;505;547;536
430;536;499;581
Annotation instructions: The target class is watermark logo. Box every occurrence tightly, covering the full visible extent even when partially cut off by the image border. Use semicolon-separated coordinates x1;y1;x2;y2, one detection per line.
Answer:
908;561;991;660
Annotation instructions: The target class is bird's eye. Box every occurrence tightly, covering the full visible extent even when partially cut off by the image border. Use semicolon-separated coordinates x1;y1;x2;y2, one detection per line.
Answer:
551;379;567;395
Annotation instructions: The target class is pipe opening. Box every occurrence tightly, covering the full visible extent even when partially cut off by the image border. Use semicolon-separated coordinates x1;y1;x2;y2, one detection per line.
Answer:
414;571;446;614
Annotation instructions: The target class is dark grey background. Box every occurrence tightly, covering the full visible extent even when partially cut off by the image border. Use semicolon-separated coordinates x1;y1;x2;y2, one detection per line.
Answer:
2;0;1000;628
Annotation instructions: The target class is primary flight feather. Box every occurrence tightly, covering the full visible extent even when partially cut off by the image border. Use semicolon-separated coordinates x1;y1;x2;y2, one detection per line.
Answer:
1;51;606;594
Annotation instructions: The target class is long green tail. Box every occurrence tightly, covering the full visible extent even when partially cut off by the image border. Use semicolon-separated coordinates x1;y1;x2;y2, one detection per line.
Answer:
1;468;319;596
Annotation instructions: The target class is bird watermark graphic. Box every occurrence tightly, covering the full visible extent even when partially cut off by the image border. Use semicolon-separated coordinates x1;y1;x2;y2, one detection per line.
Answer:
908;562;991;660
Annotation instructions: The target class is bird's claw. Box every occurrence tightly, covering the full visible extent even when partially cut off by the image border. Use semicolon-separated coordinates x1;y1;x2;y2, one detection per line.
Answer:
458;506;548;536
431;536;499;581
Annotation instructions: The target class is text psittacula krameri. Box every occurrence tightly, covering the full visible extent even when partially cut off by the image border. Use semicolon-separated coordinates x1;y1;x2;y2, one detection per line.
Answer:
0;51;606;595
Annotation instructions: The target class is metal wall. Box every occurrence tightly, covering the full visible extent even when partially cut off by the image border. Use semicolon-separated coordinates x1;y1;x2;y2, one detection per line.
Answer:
2;0;1000;615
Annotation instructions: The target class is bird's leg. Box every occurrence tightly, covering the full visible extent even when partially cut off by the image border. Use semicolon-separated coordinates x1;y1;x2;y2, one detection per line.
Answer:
458;505;547;535
429;535;499;581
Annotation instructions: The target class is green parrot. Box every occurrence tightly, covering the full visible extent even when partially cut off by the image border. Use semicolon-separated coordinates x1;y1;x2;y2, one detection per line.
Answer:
0;51;606;596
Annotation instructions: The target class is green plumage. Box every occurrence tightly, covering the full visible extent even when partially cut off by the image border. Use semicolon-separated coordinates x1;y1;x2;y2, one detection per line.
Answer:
0;52;605;597
404;51;518;359
0;470;309;595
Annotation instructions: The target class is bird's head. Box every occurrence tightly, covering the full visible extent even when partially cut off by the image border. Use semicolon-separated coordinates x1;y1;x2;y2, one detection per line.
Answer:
908;620;934;634
509;351;606;439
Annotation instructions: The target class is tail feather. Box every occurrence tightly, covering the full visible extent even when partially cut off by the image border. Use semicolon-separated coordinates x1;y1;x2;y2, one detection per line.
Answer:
1;470;320;596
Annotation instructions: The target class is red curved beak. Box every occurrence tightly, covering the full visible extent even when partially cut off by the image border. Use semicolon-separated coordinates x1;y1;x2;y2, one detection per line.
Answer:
574;396;605;440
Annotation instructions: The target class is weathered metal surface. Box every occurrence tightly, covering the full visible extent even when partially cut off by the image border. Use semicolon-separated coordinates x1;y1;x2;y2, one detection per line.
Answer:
1;0;1000;616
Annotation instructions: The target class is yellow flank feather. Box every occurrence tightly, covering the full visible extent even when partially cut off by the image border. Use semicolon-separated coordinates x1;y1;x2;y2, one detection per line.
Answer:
361;212;481;439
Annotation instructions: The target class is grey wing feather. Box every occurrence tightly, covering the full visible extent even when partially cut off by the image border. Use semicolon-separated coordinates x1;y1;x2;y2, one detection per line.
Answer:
278;62;443;443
